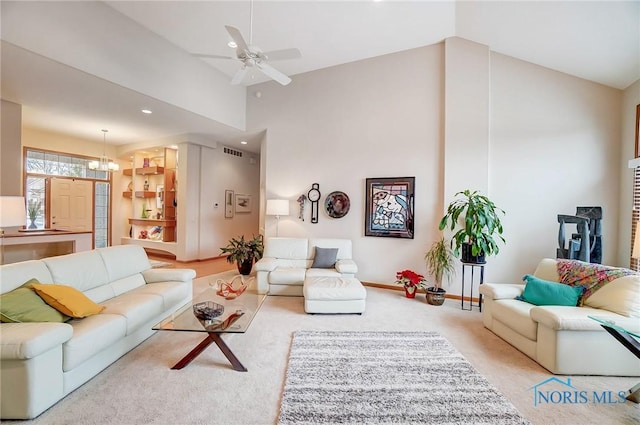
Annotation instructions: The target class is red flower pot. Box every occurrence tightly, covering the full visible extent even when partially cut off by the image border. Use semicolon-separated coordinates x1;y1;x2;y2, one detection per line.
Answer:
404;285;417;298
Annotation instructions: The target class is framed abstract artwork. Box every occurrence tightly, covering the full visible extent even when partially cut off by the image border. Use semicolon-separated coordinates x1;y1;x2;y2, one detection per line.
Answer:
365;177;415;239
235;194;252;213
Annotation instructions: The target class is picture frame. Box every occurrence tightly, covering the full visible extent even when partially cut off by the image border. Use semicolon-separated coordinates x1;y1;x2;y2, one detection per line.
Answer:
225;190;234;218
235;194;252;213
365;177;415;239
635;104;640;159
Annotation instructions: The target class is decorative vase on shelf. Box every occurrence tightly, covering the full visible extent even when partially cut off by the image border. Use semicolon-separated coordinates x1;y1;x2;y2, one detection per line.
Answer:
404;285;417;298
28;218;37;229
141;205;148;218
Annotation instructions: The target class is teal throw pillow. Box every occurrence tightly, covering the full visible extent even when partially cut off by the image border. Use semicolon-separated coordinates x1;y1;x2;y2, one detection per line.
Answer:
517;274;583;306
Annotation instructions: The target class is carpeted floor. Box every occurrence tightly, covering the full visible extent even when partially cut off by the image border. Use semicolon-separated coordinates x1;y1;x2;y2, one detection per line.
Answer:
278;330;530;424
4;271;638;425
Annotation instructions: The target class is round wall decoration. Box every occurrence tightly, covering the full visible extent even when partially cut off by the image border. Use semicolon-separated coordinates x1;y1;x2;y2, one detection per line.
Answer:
324;191;350;218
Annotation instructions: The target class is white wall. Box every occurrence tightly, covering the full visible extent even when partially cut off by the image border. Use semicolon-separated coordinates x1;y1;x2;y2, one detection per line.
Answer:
198;145;261;260
248;40;624;291
489;53;622;282
248;45;444;285
0;100;22;195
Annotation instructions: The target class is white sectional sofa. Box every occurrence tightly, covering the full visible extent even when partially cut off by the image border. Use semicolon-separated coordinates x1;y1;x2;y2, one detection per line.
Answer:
255;237;358;296
480;258;640;376
0;245;195;419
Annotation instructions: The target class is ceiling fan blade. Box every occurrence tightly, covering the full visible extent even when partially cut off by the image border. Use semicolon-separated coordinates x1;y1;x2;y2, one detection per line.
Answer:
262;48;302;61
231;66;248;85
225;25;249;53
192;53;235;60
256;62;292;86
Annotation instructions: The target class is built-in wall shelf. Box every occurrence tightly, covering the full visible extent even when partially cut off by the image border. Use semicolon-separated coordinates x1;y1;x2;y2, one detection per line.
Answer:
123;168;133;176
136;166;164;175
123;191;132;198
134;191;156;198
128;218;176;227
121;237;177;256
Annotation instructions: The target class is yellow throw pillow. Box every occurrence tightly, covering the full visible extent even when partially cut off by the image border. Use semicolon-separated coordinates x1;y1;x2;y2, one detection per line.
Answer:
31;283;105;318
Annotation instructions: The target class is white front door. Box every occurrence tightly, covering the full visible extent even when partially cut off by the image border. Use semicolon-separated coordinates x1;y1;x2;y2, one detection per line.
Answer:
50;178;93;232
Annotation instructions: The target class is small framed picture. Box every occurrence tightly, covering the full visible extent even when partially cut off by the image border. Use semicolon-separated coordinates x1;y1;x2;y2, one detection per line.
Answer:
225;190;234;218
235;194;252;213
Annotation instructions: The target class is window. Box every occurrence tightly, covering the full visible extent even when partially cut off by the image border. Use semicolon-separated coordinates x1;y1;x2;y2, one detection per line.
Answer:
24;148;113;248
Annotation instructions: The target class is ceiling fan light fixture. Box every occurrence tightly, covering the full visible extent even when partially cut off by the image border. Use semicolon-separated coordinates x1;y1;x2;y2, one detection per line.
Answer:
88;129;119;172
228;40;237;48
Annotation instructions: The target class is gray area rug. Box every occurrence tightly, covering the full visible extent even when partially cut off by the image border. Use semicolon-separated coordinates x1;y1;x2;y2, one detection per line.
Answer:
278;331;531;425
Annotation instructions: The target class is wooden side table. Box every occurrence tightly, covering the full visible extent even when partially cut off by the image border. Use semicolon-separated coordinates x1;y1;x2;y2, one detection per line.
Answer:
461;262;485;311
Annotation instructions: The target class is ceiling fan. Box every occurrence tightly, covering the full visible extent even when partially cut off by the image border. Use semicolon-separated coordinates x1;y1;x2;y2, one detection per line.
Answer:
193;1;301;86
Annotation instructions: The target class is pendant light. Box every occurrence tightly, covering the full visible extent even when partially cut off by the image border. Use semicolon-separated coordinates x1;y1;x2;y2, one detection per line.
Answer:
88;129;119;172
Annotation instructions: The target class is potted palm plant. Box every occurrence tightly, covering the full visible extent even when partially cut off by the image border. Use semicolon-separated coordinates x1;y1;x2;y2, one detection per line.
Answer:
438;190;505;264
220;234;264;275
422;236;455;305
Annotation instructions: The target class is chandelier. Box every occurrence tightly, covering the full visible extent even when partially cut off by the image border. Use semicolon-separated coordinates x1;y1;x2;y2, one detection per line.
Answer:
88;129;119;172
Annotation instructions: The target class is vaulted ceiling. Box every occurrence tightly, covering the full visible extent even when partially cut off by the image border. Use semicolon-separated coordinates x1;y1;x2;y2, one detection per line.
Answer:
2;1;638;153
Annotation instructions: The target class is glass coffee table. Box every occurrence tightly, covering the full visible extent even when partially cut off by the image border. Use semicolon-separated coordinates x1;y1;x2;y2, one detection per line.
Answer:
589;315;640;403
153;278;266;372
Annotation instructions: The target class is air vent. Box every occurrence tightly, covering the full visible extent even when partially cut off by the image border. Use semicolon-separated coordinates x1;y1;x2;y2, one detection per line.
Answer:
224;147;243;157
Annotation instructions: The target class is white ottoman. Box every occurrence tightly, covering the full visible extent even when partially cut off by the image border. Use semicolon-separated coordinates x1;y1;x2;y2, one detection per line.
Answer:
303;276;367;314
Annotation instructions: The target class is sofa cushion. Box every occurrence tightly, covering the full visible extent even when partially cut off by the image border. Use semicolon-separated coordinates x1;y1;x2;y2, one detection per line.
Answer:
529;305;610;331
31;284;105;318
308;239;352;260
490;299;538;341
0;279;69;323
583;275;640;317
306;268;341;278
533;258;560;282
518;275;582;306
0;260;54;294
100;292;164;334
63;314;127;371
42;251;109;292
98;245;151;282
134;282;191;311
264;238;308;259
311;247;338;268
269;268;306;285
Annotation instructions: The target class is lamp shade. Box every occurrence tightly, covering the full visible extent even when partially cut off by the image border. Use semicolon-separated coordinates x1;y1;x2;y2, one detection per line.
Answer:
0;196;26;229
266;199;289;216
633;222;640;259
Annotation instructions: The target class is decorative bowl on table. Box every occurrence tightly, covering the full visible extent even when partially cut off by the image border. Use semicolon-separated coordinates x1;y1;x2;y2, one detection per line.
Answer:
193;301;224;320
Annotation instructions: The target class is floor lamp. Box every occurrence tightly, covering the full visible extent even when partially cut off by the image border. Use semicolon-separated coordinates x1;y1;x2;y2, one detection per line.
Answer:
0;196;26;264
266;199;289;237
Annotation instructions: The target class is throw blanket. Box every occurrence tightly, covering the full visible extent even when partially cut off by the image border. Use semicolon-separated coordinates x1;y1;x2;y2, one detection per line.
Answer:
556;259;637;305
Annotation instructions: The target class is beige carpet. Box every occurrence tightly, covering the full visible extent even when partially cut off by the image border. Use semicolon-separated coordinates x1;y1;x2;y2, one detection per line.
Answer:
6;271;639;425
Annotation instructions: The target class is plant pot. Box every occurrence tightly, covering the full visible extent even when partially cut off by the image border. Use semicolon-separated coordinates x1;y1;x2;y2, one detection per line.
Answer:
404;285;417;298
28;218;37;229
237;256;254;275
425;287;446;306
461;243;486;264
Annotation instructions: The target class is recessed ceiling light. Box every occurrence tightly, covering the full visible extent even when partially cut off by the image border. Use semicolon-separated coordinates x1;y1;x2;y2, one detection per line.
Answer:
240;140;247;145
141;109;152;114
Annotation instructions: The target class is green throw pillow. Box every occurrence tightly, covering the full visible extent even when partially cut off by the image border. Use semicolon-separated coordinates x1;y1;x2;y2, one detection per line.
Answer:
517;274;583;307
0;278;70;323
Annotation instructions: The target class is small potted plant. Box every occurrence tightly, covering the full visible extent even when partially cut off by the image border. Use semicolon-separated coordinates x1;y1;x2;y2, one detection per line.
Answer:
438;189;505;264
220;234;264;275
395;269;426;299
422;236;456;305
27;199;42;229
